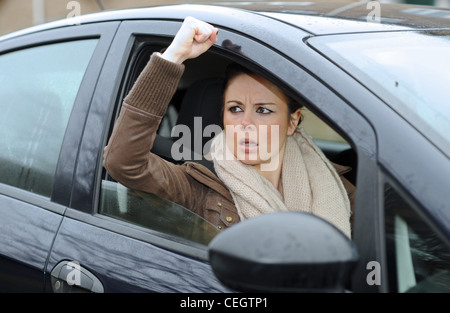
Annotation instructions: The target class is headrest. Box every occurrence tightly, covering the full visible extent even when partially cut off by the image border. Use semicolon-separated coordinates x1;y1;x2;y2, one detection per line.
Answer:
174;77;224;156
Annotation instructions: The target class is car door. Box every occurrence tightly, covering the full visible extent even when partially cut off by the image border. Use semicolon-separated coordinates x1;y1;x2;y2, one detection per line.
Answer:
0;22;118;292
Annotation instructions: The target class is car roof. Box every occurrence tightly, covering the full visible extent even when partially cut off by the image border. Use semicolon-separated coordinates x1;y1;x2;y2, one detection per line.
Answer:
1;1;450;42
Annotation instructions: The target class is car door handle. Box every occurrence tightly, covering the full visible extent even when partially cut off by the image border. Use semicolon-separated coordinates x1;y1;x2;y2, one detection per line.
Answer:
50;260;104;293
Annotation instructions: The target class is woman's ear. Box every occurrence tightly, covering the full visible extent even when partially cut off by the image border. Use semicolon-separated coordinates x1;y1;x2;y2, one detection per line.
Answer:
287;109;302;136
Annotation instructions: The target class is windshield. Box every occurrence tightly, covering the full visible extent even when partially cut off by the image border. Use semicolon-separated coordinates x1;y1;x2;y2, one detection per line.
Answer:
309;31;450;155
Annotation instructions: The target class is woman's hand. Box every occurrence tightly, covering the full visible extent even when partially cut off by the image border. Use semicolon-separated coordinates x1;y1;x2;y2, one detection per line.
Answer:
161;17;218;64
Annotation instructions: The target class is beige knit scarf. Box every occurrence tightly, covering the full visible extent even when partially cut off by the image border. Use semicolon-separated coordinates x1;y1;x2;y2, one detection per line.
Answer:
210;127;352;238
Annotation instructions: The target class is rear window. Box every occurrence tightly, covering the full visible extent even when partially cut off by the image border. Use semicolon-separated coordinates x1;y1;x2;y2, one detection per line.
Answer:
0;39;98;197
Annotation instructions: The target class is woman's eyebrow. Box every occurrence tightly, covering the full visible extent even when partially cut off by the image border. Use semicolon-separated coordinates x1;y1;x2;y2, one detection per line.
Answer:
255;102;277;106
225;100;277;106
225;100;243;105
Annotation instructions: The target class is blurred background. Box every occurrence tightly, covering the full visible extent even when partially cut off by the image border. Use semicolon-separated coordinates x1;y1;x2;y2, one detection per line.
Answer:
1;0;450;36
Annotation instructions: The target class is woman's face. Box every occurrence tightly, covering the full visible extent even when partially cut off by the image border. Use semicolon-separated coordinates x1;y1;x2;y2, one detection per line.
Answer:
223;73;300;170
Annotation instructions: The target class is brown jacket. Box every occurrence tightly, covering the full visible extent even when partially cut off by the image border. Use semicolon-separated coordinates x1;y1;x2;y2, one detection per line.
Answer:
103;53;356;231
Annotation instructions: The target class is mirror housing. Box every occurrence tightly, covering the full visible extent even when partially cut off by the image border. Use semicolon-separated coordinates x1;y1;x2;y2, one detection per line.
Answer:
208;212;359;292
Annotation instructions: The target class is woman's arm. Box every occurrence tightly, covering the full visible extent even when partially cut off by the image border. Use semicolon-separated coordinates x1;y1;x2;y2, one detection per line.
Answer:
103;17;218;209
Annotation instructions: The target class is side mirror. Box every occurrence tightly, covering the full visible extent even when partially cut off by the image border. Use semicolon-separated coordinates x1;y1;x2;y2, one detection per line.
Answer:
208;212;359;292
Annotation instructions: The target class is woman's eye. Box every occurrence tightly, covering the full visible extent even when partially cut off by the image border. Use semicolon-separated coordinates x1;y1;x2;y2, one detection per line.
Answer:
229;106;243;113
256;107;273;114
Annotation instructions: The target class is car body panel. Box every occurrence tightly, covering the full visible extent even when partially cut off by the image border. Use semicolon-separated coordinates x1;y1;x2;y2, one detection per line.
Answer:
45;210;229;292
0;187;64;292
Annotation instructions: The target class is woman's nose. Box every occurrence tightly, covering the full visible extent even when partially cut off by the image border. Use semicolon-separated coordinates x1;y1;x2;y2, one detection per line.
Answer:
240;111;255;130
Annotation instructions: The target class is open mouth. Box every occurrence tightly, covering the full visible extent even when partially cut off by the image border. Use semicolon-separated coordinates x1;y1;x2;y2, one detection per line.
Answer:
241;138;257;145
239;138;258;153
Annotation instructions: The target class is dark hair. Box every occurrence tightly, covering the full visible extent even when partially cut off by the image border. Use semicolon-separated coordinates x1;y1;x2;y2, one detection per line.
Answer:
222;62;303;124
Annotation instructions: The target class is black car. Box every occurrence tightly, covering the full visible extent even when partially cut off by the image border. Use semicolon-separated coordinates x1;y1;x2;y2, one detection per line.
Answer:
1;1;450;294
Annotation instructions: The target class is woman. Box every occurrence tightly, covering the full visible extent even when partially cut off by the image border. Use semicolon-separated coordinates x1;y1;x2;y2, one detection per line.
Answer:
103;17;355;237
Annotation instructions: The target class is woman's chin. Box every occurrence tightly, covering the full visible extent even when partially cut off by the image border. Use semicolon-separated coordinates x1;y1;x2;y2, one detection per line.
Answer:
238;159;260;166
235;151;259;165
235;151;264;166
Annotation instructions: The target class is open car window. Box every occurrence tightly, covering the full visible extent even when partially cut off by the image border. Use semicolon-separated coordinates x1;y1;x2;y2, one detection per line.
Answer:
99;40;223;246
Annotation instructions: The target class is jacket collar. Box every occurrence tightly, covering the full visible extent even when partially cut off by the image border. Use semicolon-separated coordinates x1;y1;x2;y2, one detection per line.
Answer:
185;162;234;201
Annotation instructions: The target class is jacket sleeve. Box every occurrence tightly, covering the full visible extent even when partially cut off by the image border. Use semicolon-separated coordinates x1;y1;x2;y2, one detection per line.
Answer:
103;52;207;212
